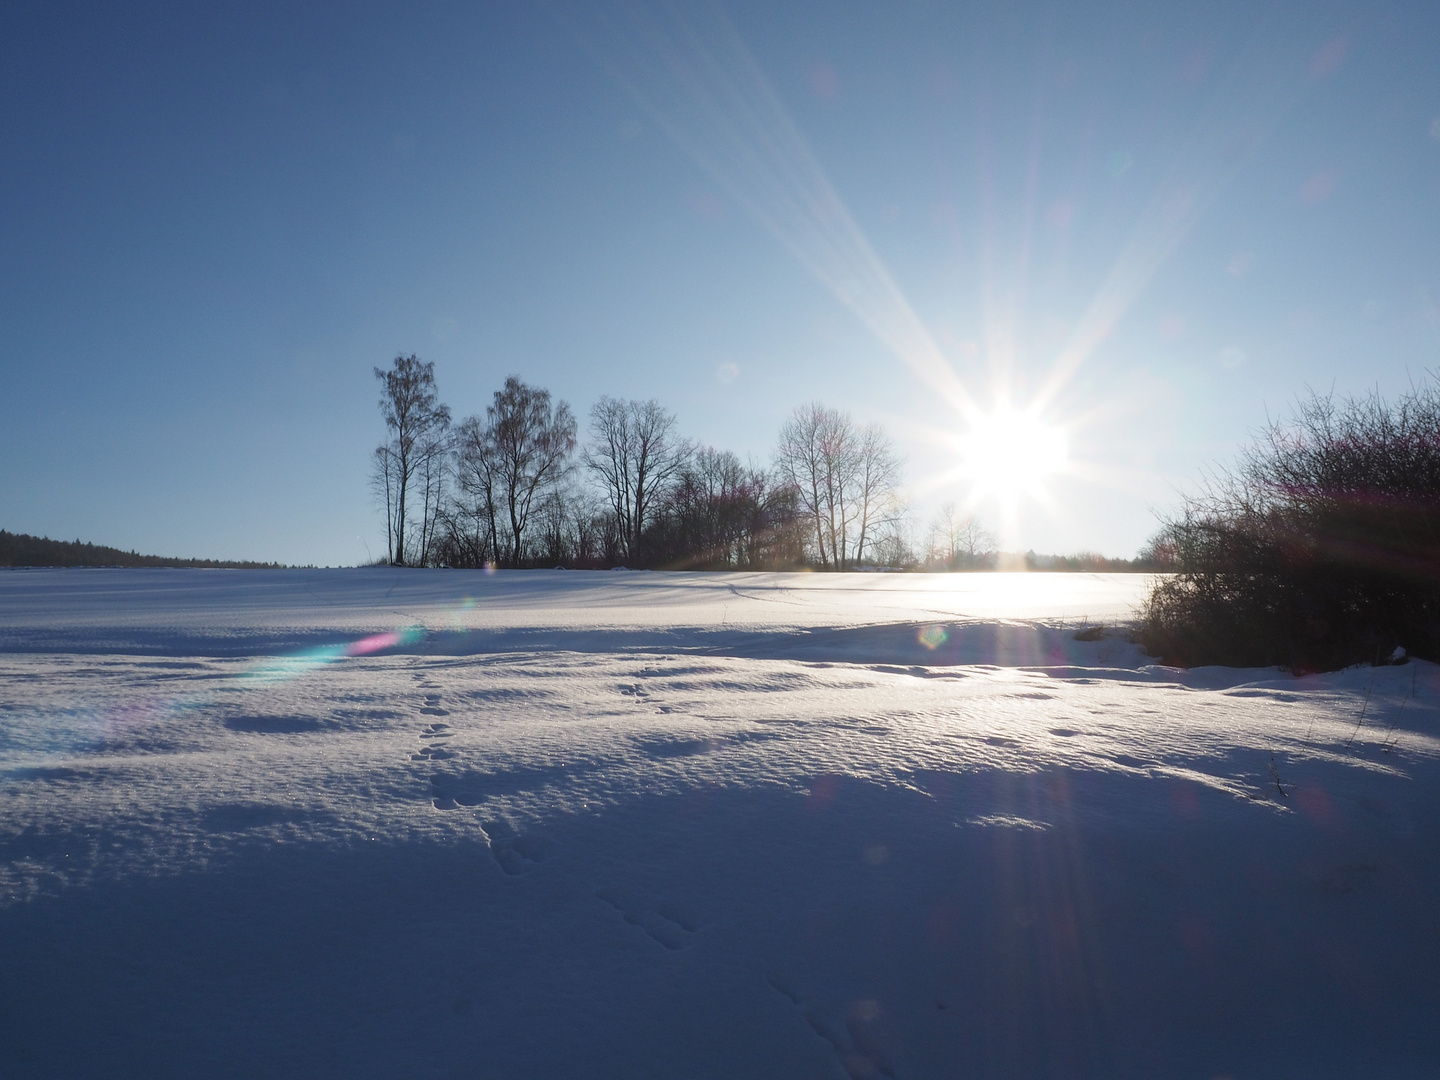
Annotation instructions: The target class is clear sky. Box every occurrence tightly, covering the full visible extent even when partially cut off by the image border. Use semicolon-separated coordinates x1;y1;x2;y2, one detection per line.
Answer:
3;0;1438;566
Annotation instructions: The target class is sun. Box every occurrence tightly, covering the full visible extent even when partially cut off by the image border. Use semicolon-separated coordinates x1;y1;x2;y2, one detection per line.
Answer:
958;405;1068;503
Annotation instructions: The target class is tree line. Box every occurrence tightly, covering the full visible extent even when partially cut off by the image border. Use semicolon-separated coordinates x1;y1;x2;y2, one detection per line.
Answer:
371;354;931;570
0;530;288;569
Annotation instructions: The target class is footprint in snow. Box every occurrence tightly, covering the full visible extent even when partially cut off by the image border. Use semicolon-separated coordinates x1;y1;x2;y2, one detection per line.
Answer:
412;722;454;762
596;889;699;950
620;679;680;716
766;978;899;1079
481;821;549;876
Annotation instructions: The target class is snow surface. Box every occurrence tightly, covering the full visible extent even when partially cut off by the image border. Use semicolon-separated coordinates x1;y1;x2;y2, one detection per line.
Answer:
2;568;1438;1078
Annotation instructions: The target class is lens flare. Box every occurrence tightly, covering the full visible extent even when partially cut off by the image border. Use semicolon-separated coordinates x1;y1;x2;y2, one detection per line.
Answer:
4;620;437;773
347;625;426;657
918;625;949;650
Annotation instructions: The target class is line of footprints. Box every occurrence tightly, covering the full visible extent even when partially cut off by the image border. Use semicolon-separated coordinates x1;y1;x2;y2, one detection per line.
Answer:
596;889;699;951
402;664;697;950
410;668;454;762
619;664;676;714
405;667;542;876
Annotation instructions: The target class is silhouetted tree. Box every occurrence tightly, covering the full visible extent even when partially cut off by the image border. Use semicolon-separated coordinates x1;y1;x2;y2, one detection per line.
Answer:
644;448;752;567
412;424;451;566
450;415;503;567
1142;381;1440;668
371;444;398;564
749;478;808;568
774;402;841;567
584;397;689;566
373;355;450;565
368;365;904;572
451;377;576;567
869;515;917;568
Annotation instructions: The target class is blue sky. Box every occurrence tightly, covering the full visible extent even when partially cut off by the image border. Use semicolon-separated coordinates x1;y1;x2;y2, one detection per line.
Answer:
3;0;1437;565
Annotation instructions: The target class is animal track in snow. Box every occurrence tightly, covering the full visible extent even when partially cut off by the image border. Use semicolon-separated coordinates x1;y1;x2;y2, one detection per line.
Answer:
429;773;471;809
411;722;454;762
595;889;698;950
617;672;692;718
634;729;782;759
408;673;453;763
223;714;324;734
766;978;899;1080
424;772;549;874
480;821;548;876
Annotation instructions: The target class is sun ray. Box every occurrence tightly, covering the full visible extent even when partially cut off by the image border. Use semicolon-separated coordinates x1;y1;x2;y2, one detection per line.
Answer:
558;0;977;417
1034;12;1322;414
561;2;1348;542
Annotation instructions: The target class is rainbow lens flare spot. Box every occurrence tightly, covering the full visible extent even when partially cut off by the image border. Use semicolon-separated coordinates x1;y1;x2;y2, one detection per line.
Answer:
919;625;949;650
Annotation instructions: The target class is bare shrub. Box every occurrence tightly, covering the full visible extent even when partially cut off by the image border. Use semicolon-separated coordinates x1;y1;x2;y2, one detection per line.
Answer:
1140;381;1440;669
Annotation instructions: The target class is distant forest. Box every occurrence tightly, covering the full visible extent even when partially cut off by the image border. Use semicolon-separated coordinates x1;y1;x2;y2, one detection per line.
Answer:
371;354;1157;572
0;531;286;569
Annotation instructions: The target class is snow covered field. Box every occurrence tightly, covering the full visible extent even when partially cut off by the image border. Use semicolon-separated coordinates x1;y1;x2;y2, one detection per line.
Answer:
2;568;1438;1078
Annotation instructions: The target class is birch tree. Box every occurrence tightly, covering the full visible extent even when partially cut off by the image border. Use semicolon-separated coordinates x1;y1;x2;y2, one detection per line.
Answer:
774;403;902;570
373;355;450;565
851;424;903;566
489;377;576;566
774;402;836;567
452;415;502;566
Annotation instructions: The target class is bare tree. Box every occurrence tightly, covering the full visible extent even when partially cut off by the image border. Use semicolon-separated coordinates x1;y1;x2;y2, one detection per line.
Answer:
774;402;838;567
650;447;755;567
370;445;397;565
456;377;576;567
851;424;903;565
583;397;689;565
411;425;452;566
746;469;807;569
452;415;503;566
925;503;994;569
373;355;450;565
774;403;902;569
816;408;860;568
869;513;916;568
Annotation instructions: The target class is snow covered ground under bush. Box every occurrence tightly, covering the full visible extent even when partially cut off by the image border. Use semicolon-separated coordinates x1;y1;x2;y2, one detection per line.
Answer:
2;568;1438;1078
